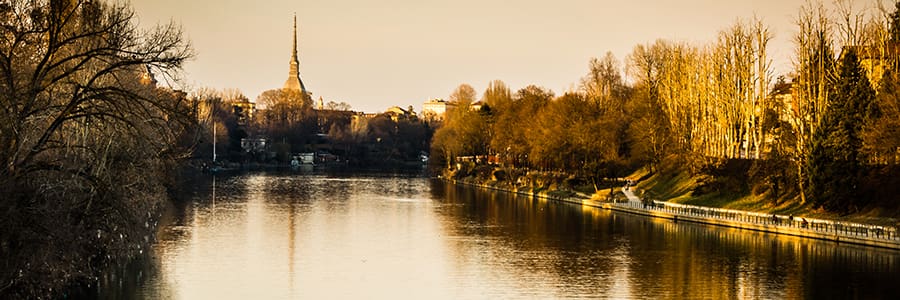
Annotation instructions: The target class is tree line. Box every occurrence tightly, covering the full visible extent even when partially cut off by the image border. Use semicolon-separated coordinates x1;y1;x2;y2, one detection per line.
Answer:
432;0;900;211
193;87;431;167
1;0;194;297
0;0;433;295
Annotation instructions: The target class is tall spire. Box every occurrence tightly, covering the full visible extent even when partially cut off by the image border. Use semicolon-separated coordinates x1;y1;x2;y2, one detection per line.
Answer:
291;14;298;62
283;13;307;92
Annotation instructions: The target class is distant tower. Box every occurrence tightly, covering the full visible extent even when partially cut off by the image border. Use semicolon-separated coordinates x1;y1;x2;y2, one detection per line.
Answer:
283;14;307;92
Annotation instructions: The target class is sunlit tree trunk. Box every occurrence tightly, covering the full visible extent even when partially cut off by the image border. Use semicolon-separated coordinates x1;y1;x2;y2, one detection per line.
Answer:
793;1;836;203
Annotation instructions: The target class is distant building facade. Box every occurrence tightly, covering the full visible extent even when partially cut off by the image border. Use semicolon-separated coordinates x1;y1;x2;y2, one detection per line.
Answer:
421;98;456;121
384;106;417;121
241;138;267;153
470;101;484;111
230;98;256;125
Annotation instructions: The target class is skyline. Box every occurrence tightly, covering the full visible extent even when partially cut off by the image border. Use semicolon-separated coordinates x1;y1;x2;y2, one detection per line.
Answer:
133;0;860;113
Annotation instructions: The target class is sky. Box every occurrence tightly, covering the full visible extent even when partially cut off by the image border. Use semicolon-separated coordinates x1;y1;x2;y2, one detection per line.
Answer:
131;0;855;113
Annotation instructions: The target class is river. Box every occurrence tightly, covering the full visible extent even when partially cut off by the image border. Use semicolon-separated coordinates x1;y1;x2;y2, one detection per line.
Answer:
93;172;900;299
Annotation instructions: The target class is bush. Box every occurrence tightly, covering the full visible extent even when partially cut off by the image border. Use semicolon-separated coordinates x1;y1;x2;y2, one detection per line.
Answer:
693;159;751;195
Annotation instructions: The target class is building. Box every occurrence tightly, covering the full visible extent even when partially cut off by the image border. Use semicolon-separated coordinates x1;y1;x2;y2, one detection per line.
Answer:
385;106;416;121
471;101;484;111
283;14;308;94
385;106;406;115
139;65;157;86
230;98;256;125
421;98;456;121
241;138;267;153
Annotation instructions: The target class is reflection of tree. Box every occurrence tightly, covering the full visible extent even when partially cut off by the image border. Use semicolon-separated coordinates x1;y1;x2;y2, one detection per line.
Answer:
436;183;620;294
435;182;899;298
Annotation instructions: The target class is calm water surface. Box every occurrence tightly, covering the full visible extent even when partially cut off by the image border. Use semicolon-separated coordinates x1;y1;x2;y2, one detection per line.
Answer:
97;172;900;299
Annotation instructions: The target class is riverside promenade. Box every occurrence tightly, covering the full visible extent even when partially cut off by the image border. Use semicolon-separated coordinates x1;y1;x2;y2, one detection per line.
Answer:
601;188;900;250
448;178;900;250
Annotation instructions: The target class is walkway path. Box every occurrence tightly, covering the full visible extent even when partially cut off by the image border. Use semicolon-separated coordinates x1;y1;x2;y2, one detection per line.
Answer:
606;185;900;250
622;187;640;204
450;178;900;250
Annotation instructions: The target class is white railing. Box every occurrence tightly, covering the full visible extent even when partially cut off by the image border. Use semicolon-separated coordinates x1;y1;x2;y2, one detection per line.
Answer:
614;198;900;241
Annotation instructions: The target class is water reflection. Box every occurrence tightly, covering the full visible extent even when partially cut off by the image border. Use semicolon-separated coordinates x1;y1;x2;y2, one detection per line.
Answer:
97;173;900;299
436;183;900;299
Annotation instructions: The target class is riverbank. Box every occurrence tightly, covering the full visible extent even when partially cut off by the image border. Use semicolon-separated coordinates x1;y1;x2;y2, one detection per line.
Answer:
446;174;900;250
633;164;900;227
447;177;596;206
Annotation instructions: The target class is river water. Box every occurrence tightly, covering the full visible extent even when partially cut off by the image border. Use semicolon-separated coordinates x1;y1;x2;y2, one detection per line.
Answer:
95;172;900;299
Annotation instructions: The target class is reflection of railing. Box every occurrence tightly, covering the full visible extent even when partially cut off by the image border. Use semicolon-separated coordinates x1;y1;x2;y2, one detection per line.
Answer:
614;199;900;242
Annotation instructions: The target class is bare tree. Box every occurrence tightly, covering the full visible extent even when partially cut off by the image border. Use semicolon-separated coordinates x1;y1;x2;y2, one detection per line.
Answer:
792;0;837;203
0;0;192;180
221;88;249;103
835;0;868;48
0;0;193;297
449;83;478;106
482;79;512;109
582;52;625;110
753;18;775;160
322;100;351;111
627;41;670;171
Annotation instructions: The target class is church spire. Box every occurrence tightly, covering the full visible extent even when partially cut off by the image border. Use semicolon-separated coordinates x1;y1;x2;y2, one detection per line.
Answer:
283;13;307;92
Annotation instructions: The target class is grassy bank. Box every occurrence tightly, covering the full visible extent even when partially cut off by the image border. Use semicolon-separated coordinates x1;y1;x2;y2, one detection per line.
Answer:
632;161;900;227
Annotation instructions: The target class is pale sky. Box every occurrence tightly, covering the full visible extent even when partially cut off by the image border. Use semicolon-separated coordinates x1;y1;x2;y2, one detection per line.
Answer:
131;0;854;113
